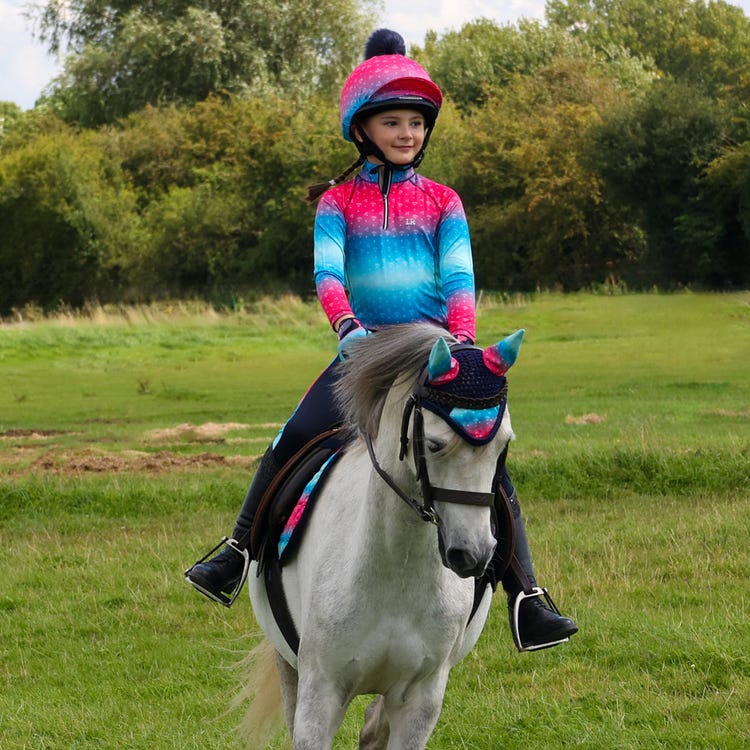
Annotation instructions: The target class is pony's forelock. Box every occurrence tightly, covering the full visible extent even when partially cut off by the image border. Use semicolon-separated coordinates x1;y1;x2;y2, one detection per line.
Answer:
335;324;457;437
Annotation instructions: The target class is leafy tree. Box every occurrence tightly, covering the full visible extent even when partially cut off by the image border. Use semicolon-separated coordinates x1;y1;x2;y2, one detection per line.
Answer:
453;58;645;289
3;6;749;306
546;0;750;95
101;93;353;297
0;129;140;312
588;79;729;285
703;138;750;285
413;18;655;110
0;102;23;139
32;0;378;125
0;107;72;154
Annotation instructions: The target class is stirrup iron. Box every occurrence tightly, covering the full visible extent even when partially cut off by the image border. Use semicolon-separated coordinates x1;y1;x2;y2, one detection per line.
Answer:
511;586;571;652
184;536;250;608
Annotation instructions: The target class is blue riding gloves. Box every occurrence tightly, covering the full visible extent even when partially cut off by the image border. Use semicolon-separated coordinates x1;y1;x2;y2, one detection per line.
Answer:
337;317;370;359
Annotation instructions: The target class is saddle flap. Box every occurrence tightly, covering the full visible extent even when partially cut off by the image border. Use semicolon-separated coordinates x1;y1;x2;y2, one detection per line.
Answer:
250;429;343;560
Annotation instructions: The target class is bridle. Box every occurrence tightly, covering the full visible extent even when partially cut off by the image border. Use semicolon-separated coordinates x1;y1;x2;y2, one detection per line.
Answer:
363;344;510;524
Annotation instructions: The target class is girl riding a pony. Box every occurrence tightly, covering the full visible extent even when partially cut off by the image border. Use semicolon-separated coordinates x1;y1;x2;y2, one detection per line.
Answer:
186;28;577;652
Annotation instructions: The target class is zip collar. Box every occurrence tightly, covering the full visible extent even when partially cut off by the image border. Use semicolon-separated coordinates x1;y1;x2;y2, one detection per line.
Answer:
362;161;414;230
361;160;414;183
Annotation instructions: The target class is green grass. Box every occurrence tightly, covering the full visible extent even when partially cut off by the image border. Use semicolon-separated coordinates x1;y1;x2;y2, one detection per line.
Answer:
1;291;749;749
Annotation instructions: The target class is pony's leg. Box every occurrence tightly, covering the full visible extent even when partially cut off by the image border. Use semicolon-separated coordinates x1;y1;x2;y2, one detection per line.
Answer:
291;676;347;750
275;654;298;738
359;696;389;750
382;679;449;750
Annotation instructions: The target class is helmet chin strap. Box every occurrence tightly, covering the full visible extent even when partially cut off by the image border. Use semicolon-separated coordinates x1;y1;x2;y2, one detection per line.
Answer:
352;125;434;186
351;125;434;230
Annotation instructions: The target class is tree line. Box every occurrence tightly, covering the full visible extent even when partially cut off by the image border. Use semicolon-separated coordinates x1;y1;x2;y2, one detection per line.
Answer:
1;0;749;314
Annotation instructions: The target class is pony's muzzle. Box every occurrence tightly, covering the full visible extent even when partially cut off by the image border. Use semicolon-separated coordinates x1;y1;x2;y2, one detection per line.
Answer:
441;538;497;578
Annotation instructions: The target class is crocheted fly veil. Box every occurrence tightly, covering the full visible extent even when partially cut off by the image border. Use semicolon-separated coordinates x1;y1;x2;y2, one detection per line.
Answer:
419;346;509;445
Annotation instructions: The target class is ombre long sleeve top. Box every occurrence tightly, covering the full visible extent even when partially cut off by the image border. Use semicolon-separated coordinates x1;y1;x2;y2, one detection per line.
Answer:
314;163;476;342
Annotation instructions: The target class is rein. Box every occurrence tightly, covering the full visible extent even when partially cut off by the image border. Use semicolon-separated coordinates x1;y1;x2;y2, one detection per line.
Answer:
363;344;509;524
364;431;440;523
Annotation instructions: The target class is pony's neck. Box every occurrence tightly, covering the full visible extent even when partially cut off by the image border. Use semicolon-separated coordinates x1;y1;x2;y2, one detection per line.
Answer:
363;425;439;571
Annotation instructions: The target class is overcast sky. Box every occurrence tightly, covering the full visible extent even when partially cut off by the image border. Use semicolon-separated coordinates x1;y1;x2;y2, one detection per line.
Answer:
1;0;749;110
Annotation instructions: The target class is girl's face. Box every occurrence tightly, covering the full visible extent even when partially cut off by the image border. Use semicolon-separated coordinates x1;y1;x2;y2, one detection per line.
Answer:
355;108;426;165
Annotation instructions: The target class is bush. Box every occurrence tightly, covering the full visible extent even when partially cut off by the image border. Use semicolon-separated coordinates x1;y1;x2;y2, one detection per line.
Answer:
0;129;141;313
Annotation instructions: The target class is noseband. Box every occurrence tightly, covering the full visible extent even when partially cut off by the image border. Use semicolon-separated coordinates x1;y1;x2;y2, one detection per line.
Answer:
364;344;509;524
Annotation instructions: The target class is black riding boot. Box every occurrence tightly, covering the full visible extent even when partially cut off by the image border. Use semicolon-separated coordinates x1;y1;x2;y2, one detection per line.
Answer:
185;447;281;605
501;488;578;651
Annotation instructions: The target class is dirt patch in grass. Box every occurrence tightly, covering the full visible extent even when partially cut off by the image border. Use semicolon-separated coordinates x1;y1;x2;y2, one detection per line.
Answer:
703;409;750;419
0;428;72;440
27;448;257;474
565;413;607;425
143;422;252;443
0;422;272;476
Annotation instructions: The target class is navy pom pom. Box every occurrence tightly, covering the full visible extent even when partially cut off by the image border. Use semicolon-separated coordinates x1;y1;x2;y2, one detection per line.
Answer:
364;29;406;59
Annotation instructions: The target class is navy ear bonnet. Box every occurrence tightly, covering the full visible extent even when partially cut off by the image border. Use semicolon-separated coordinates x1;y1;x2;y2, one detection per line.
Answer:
417;347;508;445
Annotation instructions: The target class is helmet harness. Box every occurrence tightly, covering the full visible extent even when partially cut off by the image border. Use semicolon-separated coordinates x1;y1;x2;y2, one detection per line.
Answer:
340;30;442;212
306;29;442;214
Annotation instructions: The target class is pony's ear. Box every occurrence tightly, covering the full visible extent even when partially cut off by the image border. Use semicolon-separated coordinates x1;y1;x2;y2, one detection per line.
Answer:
428;337;459;383
482;329;525;375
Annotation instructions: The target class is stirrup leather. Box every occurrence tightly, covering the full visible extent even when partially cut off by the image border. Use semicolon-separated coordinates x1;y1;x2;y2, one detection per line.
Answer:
511;586;571;652
184;537;250;608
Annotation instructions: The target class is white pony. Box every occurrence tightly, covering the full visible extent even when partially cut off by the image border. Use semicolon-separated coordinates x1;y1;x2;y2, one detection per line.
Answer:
246;323;523;749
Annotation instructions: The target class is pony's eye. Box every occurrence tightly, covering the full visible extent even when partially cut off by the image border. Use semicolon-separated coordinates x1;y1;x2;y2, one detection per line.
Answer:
426;439;445;453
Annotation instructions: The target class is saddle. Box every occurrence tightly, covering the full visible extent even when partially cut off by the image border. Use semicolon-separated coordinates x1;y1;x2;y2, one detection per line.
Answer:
249;428;345;654
249;428;345;563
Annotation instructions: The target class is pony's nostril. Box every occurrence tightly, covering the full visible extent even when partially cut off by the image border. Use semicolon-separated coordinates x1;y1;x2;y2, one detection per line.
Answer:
446;548;480;577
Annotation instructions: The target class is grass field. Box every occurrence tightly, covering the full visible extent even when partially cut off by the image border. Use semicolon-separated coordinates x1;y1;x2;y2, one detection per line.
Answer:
1;291;749;749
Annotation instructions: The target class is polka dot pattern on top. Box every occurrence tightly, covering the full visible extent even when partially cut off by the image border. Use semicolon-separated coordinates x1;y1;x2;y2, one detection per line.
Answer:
314;165;475;342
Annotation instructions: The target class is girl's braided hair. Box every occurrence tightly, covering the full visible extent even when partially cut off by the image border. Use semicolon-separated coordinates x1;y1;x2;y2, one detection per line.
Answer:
304;155;365;204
